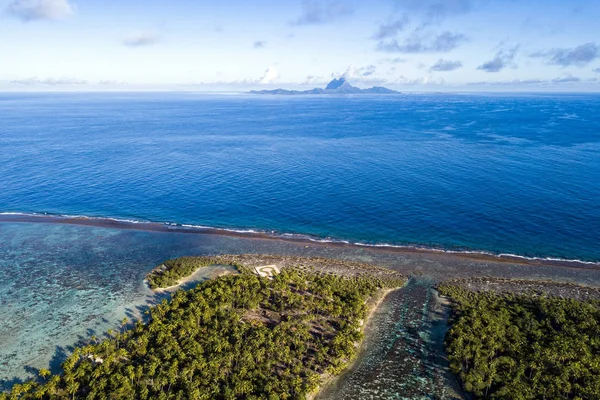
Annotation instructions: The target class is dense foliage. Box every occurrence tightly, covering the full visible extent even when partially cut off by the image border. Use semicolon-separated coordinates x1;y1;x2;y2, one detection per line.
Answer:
146;256;233;289
3;269;403;399
439;284;600;399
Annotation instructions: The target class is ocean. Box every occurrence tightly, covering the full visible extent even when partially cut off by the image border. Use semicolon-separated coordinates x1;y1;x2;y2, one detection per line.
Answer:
2;92;599;261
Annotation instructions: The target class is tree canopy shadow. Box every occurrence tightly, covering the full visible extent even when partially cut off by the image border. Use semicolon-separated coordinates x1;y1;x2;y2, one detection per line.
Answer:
0;376;25;393
48;345;69;375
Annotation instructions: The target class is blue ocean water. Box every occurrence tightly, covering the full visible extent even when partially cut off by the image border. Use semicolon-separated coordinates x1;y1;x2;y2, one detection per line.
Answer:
1;92;599;261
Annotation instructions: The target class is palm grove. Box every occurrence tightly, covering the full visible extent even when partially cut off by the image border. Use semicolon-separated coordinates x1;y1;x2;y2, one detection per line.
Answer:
2;260;404;399
439;284;600;399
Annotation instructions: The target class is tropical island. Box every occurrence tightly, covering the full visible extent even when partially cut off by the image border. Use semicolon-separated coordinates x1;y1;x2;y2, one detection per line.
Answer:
249;77;400;95
1;255;405;399
3;252;600;399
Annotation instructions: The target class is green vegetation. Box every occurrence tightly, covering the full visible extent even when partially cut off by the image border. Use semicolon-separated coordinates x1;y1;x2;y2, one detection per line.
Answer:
146;256;235;289
3;267;404;399
438;284;600;399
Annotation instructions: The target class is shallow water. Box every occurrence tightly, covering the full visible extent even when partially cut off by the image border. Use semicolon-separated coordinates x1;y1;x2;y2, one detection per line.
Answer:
0;222;239;387
1;93;599;261
318;280;464;399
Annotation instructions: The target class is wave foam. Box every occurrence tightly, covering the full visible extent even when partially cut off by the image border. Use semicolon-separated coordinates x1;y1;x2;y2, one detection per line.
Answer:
1;211;598;266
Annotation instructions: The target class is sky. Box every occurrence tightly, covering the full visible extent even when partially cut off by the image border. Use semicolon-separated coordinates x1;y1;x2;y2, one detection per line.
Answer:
1;0;599;91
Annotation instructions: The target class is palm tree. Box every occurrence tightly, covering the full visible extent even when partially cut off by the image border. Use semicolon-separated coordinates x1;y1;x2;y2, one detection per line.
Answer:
38;368;51;380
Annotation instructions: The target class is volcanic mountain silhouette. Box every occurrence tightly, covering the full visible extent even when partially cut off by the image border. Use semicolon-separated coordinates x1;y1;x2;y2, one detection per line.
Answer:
250;77;400;95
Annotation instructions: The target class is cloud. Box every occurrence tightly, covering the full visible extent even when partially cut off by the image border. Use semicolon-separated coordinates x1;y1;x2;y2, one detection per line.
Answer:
430;59;463;72
355;77;389;86
512;79;545;85
393;74;447;86
212;67;280;85
300;73;388;87
10;77;88;85
341;65;377;77
392;0;473;26
467;77;585;86
466;80;532;86
330;65;387;85
259;67;279;84
372;16;409;40
477;46;518;72
551;76;580;83
379;57;407;64
594;68;600;73
6;0;73;21
531;43;599;67
253;40;266;49
377;31;467;53
97;80;126;85
301;75;325;85
361;65;377;77
122;31;160;47
291;0;353;25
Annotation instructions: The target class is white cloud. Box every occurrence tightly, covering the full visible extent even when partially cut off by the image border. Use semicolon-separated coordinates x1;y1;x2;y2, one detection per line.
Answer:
551;75;580;83
337;65;377;79
531;43;599;67
98;80;127;85
392;75;447;86
429;59;463;72
199;67;280;86
259;67;279;84
377;31;467;53
339;65;358;79
301;75;325;85
6;0;73;21
372;17;409;40
122;31;160;47
291;0;353;25
466;76;594;86
329;65;387;86
392;0;474;26
10;77;88;85
478;46;519;72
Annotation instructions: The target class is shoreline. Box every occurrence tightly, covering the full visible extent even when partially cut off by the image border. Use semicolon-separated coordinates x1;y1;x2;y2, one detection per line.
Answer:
311;287;401;400
148;265;237;293
1;212;598;270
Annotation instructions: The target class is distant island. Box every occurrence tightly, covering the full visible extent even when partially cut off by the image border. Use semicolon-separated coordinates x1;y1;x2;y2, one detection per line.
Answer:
250;77;400;95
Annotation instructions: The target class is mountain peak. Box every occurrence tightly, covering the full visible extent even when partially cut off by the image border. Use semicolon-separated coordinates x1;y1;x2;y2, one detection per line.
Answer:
325;77;349;90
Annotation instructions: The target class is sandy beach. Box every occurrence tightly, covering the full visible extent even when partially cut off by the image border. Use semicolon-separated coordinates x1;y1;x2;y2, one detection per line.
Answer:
149;264;237;292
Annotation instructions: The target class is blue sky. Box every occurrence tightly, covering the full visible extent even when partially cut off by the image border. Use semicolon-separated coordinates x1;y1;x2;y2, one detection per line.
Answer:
1;0;599;91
